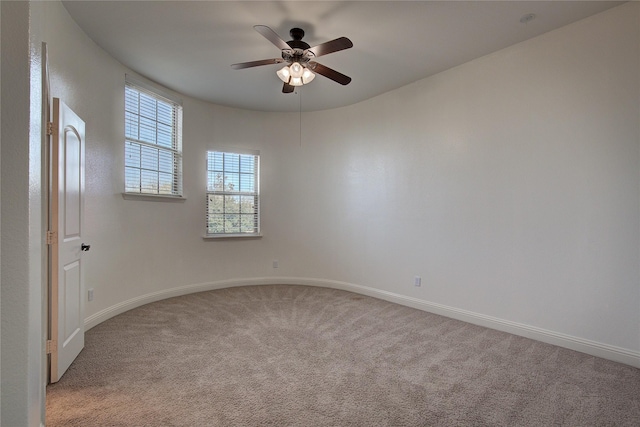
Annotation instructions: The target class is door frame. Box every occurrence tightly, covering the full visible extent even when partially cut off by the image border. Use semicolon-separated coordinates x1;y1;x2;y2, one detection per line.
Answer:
42;41;53;384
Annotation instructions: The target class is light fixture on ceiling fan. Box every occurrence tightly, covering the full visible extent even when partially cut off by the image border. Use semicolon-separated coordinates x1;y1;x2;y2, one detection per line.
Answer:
231;26;353;93
276;61;315;87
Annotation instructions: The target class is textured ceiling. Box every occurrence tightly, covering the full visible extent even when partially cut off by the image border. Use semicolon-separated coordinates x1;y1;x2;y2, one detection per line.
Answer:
62;1;623;112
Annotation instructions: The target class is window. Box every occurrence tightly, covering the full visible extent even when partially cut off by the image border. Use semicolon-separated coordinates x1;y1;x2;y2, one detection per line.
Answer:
124;79;183;196
206;150;260;237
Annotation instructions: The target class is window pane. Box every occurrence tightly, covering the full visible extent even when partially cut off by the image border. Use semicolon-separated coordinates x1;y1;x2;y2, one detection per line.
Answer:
208;214;224;234
141;170;158;193
125;142;141;168
139;93;156;119
157;102;173;125
159;150;173;173
158;172;173;195
225;195;240;213
239;195;256;214
224;153;239;172
157;123;172;148
139;117;156;144
125;87;138;112
141;146;159;171
224;214;240;233
207;152;214;171
125;167;141;192
209;152;223;172
208;194;224;214
125;112;139;140
239;173;254;192
239;155;255;173
225;172;239;191
208;171;223;191
240;214;256;233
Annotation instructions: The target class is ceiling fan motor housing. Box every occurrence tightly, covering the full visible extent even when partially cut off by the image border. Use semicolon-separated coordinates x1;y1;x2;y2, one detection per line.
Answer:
282;28;312;64
289;28;307;43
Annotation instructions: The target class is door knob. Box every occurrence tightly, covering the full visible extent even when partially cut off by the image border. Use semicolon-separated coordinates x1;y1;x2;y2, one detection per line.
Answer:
81;243;91;252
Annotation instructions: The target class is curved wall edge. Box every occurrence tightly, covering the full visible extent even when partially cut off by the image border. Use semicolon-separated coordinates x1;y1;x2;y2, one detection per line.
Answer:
84;277;640;368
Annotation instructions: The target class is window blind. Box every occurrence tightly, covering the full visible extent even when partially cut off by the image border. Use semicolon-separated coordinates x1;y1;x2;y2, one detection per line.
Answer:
124;82;183;196
206;150;260;235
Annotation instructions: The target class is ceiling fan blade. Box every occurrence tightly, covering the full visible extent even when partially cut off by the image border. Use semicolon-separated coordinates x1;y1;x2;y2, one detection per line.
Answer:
254;25;291;51
309;62;352;85
231;58;284;70
282;83;295;94
307;37;353;58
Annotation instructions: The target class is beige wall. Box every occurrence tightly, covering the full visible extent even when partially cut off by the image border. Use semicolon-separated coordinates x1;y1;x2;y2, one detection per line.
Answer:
1;1;638;424
301;3;640;350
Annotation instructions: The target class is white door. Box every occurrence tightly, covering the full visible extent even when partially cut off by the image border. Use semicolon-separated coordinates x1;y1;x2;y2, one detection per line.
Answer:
49;98;86;383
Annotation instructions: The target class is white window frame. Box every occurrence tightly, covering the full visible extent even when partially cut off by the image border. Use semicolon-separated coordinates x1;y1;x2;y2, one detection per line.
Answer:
123;76;184;199
205;148;261;239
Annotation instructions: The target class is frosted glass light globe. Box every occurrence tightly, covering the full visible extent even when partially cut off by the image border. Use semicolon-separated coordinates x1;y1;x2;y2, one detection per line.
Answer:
289;62;304;78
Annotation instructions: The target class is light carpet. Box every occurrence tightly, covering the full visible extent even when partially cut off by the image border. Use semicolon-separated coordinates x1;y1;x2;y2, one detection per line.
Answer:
46;285;640;426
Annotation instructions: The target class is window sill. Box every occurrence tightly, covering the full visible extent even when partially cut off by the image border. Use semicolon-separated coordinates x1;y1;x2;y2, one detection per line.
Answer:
203;233;263;240
122;193;186;202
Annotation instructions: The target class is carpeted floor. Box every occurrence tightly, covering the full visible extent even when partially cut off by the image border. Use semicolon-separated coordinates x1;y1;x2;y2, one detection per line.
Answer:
46;285;640;426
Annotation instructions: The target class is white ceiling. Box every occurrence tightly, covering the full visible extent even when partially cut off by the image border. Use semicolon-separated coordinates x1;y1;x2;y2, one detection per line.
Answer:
62;1;623;112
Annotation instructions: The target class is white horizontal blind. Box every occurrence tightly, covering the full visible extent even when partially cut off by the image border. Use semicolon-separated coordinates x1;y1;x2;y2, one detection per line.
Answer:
125;83;183;196
206;150;260;235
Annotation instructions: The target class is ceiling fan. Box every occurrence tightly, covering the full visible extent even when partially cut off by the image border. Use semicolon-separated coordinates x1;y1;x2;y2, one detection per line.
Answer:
231;25;353;93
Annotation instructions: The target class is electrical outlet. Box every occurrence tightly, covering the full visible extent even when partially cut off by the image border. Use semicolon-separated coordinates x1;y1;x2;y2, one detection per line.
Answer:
414;276;422;287
272;260;279;269
88;288;94;301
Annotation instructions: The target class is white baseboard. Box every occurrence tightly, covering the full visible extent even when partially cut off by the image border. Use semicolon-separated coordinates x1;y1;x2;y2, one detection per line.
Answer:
84;276;640;369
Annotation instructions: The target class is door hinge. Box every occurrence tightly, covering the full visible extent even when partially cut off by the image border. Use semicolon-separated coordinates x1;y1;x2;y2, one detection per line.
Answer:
46;122;54;136
46;230;58;245
46;340;57;354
